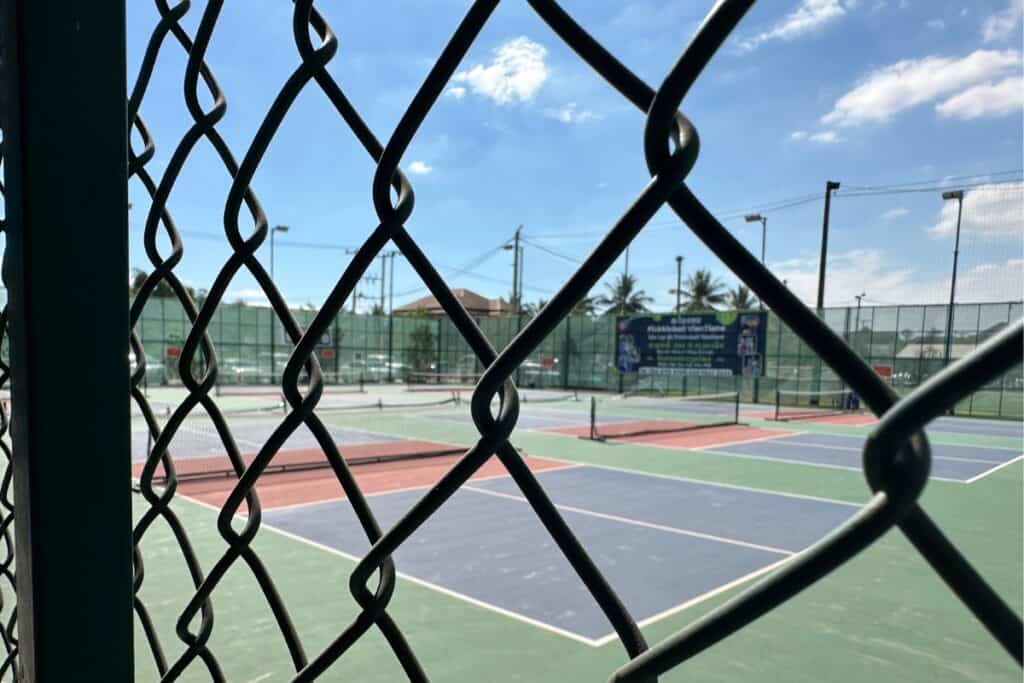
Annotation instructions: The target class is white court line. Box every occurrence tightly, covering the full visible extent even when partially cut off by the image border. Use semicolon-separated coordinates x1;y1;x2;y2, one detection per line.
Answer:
694;446;967;484
763;439;1014;465
693;430;799;450
965;455;1024;484
590;555;792;647
462;485;794;556
262;461;585;514
182;495;604;647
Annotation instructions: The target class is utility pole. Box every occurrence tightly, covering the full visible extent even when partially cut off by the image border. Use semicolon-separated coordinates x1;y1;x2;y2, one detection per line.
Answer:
270;224;289;381
816;181;841;311
503;226;522;315
624;246;630;280
668;255;684;313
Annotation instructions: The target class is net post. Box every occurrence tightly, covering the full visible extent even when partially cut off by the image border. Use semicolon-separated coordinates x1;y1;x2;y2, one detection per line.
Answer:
0;0;133;678
773;389;781;421
589;395;597;440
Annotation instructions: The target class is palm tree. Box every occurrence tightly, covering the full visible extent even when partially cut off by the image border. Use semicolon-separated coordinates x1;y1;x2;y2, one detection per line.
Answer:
596;273;653;315
572;295;598;316
727;284;757;310
681;269;726;312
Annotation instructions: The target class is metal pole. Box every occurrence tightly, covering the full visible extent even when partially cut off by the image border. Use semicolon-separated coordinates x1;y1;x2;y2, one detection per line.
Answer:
270;228;276;380
816;181;841;311
2;0;133;677
511;226;521;315
760;216;767;264
379;254;386;313
853;293;865;352
387;251;396;382
675;255;683;312
945;195;964;368
624;246;630;280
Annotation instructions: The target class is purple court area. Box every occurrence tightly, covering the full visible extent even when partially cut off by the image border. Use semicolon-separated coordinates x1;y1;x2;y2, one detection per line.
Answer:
704;431;1021;482
928;415;1023;439
264;465;856;642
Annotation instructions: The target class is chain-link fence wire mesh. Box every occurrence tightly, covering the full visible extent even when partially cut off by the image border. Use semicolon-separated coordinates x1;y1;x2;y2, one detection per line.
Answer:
0;136;19;682
118;0;1024;679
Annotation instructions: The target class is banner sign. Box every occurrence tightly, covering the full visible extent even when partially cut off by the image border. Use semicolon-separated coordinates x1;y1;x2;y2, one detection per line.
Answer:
615;311;767;377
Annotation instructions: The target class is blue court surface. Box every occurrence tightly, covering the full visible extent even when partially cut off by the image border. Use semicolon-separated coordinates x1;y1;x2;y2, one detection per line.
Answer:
927;415;1024;439
264;464;857;644
702;431;1022;482
426;406;604;431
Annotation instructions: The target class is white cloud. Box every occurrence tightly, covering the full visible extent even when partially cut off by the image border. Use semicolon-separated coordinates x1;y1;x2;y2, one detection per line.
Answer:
935;76;1024;119
544;103;598;124
882;207;910;219
740;0;853;51
928;182;1024;240
821;49;1022;126
451;37;548;105
790;129;841;143
408;160;432;175
926;18;945;30
772;249;1024;305
982;0;1024;42
809;130;842;143
445;86;467;99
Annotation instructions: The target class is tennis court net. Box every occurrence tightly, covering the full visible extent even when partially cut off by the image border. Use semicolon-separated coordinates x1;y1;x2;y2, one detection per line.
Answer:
134;394;463;485
404;371;479;392
773;388;855;421
215;369;365;397
582;391;740;441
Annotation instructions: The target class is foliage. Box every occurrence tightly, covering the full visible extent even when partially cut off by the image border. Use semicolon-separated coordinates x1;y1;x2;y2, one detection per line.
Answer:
596;273;652;315
727;284;757;310
572;295;598;316
407;323;436;372
130;268;207;305
681;268;726;312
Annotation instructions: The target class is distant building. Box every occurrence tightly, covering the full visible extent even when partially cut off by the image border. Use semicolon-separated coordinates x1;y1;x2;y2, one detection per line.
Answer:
395;288;514;318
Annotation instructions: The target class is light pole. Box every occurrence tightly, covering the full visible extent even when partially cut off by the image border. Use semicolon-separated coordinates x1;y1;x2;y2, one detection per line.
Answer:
853;292;866;350
745;213;768;311
503;226;524;384
270;224;289;381
668;255;684;313
816;181;841;311
941;190;964;370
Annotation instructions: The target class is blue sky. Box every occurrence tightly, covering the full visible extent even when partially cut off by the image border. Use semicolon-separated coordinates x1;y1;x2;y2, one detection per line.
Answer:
127;0;1024;313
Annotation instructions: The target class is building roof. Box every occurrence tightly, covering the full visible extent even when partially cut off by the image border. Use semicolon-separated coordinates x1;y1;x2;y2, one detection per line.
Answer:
395;288;513;317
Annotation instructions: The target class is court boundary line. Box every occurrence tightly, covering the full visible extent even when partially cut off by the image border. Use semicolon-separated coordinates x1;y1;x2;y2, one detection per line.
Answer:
260;461;585;513
965;454;1024;484
182;495;606;647
662;430;798;451
766;439;1016;465
462;485;794;556
590;555;792;647
783;430;1024;452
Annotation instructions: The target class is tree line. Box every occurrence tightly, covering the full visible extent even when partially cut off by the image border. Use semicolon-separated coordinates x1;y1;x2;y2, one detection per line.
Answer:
520;269;756;317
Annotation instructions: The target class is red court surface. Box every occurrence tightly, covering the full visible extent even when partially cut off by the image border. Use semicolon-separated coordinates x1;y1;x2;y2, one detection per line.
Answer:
136;445;574;510
549;422;795;448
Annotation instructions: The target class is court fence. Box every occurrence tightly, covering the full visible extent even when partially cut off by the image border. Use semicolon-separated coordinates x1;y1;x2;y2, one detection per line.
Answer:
134;298;1024;419
0;1;1021;681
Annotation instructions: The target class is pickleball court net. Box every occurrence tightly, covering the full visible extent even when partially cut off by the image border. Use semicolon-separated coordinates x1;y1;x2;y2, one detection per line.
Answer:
137;394;463;484
404;371;479;392
215;369;365;397
773;388;855;421
583;391;740;441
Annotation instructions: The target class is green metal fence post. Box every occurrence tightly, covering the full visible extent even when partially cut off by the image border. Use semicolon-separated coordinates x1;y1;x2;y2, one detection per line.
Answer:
0;0;133;678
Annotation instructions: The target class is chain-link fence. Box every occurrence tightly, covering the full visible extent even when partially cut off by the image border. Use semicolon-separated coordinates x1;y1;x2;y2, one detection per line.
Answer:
135;298;1023;418
0;0;1020;680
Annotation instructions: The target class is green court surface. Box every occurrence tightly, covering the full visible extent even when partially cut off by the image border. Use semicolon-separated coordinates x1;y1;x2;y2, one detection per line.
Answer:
133;388;1023;682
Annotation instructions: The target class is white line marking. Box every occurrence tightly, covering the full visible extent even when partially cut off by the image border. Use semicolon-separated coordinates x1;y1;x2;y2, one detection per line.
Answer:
260;517;604;647
180;495;604;646
590;556;792;647
751;438;1017;465
965;455;1024;484
694;447;966;484
693;430;799;450
463;485;794;556
244;673;275;683
261;462;584;513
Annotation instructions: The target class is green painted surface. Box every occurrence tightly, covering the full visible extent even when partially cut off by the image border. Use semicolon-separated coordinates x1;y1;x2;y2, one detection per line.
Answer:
133;391;1023;681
